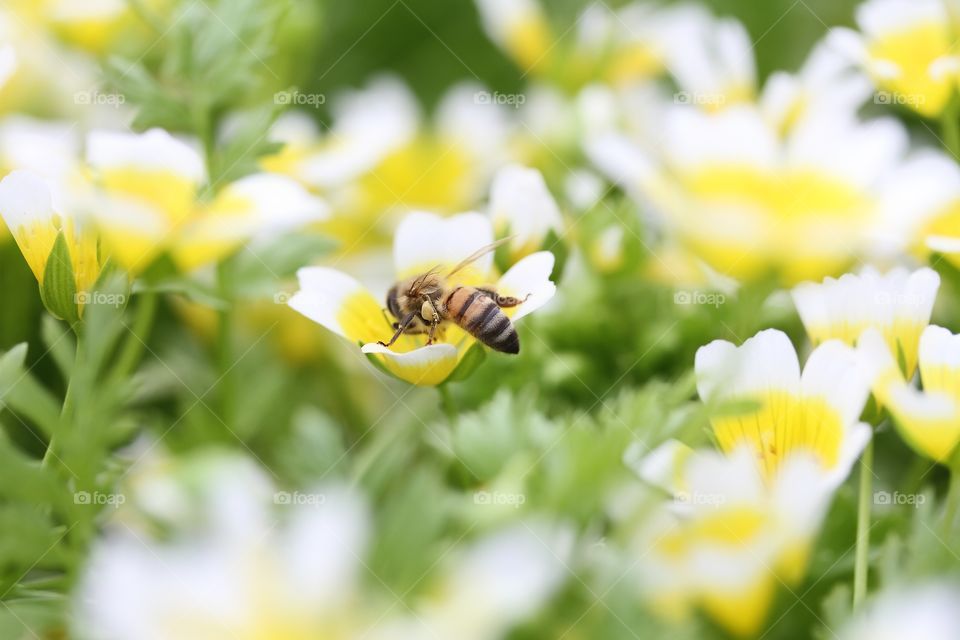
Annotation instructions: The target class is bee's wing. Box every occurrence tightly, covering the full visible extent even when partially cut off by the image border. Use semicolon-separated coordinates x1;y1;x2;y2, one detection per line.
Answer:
445;237;513;278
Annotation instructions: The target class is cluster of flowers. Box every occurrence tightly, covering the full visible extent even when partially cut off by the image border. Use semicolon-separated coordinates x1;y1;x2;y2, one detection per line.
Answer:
4;0;960;637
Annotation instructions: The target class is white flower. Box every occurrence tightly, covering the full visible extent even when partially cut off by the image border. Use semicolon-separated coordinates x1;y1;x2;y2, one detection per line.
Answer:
695;328;871;485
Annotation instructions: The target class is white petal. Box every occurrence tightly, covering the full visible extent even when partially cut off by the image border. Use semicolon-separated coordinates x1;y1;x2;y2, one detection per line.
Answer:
87;128;205;183
289;267;368;340
281;486;368;609
628;439;693;494
444;523;568;625
497;251;556;321
0;45;16;89
920;325;960;369
393;211;495;278
927;235;960;254
360;343;460;386
856;327;900;385
858;0;946;36
828;421;872;490
801;340;871;426
0;169;56;230
488;164;562;250
584;134;656;195
695;329;801;403
826;28;870;67
219;173;329;231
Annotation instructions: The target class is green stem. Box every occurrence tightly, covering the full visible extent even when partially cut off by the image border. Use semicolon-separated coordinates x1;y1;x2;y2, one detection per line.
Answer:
44;335;83;468
942;458;960;535
942;98;960;161
438;385;457;424
110;291;158;383
853;438;874;610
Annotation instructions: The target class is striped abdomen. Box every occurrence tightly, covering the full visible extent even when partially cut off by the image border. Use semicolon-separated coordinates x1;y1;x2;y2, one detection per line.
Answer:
444;286;520;354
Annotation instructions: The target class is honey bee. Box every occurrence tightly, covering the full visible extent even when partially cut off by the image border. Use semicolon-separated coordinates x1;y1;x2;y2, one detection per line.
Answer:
380;239;529;354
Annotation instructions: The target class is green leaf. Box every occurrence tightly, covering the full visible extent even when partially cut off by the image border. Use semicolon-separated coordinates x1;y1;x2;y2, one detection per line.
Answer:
41;316;76;378
133;277;227;309
0;344;60;438
39;232;79;324
446;343;487;383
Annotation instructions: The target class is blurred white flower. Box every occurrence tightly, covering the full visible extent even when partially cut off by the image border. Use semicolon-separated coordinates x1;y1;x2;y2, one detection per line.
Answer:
588;97;915;284
829;0;960;117
840;582;960;640
85;127;327;274
373;523;571;640
75;456;370;640
632;442;840;637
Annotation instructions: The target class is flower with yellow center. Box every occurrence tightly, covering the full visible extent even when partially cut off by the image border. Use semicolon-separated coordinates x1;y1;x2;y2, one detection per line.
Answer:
695;329;872;485
628;329;870;637
792;266;940;379
588;98;912;284
289;212;557;386
870;150;960;265
86;128;327;274
262;77;513;250
0;170;100;317
829;0;960;118
858;326;960;463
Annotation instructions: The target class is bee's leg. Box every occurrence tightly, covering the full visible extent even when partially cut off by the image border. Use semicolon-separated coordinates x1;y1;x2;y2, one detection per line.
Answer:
421;298;442;345
476;286;531;308
378;311;417;348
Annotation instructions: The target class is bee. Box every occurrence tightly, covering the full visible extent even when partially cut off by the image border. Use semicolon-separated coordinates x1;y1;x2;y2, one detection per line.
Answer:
379;239;529;354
